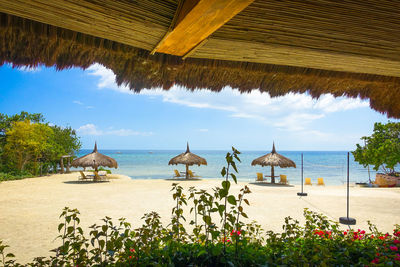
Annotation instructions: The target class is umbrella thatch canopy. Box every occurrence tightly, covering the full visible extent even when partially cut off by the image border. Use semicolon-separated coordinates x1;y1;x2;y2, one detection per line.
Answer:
251;143;296;184
0;0;400;118
168;143;207;179
71;143;118;172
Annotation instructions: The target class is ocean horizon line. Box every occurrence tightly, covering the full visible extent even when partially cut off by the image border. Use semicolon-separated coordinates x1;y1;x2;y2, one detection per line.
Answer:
79;149;353;152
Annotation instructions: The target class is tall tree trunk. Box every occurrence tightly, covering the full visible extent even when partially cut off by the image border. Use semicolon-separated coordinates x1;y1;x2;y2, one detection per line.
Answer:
60;157;64;174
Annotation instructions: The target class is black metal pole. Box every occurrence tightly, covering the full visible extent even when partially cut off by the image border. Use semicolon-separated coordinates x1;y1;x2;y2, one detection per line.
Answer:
339;152;356;225
297;153;307;196
347;152;349;218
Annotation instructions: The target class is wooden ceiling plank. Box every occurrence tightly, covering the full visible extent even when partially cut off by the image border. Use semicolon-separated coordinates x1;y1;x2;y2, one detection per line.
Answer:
192;38;400;77
0;0;173;51
153;0;255;56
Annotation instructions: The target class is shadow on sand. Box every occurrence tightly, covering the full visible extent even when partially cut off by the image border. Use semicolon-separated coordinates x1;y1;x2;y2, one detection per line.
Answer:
249;182;295;188
63;180;110;184
163;178;202;182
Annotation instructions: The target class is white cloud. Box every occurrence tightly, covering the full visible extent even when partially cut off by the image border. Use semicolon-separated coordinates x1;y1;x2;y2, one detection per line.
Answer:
73;100;94;109
77;124;102;136
197;129;209;132
86;64;370;134
77;124;152;137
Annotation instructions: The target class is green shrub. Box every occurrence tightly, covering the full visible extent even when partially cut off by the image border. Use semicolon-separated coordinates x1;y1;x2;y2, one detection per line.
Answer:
0;171;32;182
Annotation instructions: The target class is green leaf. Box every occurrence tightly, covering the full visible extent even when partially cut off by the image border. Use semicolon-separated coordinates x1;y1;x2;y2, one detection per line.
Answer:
221;167;226;177
219;188;228;198
197;250;207;257
230;173;237;184
227;195;237;205
231;162;238;173
58;223;65;232
222;180;230;191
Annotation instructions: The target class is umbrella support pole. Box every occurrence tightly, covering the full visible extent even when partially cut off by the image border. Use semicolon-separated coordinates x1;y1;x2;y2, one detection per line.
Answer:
186;164;189;179
271;166;275;184
297;153;307;196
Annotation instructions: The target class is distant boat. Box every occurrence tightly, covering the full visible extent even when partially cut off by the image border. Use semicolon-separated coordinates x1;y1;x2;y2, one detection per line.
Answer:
116;151;122;154
148;151;154;154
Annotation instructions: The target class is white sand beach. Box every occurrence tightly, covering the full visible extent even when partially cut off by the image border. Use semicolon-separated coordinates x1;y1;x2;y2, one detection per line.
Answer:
1;172;399;263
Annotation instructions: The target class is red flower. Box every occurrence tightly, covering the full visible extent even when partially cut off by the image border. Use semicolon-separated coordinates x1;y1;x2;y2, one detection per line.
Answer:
376;252;380;256
379;236;385;240
360;230;365;235
371;235;375;238
394;231;400;237
395;254;400;261
371;258;379;264
390;246;399;251
394;239;400;244
129;256;132;259
344;231;347;235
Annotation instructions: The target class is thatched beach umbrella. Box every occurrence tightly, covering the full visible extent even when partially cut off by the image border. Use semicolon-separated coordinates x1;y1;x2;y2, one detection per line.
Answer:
71;143;118;172
251;143;296;184
168;143;207;179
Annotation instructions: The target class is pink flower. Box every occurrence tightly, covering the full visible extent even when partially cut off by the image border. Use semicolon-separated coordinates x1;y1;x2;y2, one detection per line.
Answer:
390;246;398;251
394;239;400;244
395;254;400;261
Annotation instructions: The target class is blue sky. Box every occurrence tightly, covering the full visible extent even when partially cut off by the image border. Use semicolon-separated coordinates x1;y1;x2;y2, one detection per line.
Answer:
0;64;397;151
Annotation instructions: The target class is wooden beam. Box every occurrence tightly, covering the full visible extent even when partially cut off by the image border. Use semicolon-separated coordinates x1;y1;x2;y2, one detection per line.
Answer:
153;0;255;57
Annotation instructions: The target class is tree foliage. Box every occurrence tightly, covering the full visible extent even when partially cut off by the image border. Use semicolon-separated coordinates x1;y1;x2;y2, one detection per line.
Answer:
4;120;53;172
0;112;81;177
352;121;400;174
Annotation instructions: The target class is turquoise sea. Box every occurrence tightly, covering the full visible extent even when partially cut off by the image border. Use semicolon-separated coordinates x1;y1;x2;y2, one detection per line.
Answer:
75;150;375;185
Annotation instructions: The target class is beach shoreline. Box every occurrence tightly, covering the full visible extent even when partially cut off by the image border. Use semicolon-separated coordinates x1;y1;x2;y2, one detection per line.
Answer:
0;172;399;263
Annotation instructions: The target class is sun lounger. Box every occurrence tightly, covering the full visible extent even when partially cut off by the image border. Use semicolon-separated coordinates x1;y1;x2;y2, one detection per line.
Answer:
94;171;108;182
98;171;107;176
317;177;325;186
279;174;288;185
256;172;264;182
188;170;199;178
305;177;312;185
79;171;93;181
174;169;182;178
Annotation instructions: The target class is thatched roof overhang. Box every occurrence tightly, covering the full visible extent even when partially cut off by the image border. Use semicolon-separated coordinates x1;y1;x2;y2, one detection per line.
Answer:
168;143;207;166
1;0;400;117
251;144;296;168
71;143;118;170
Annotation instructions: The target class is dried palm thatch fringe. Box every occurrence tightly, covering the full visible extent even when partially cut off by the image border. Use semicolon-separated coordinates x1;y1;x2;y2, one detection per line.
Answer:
251;143;296;168
169;143;207;166
1;13;400;118
71;143;118;170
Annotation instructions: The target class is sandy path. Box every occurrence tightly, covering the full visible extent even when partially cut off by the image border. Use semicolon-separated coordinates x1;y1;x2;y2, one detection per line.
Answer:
0;173;399;263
